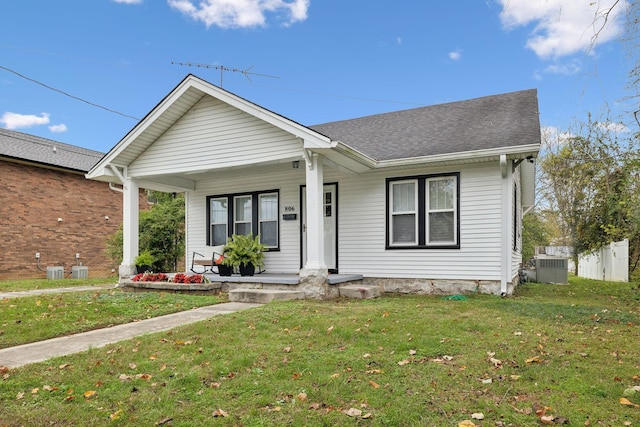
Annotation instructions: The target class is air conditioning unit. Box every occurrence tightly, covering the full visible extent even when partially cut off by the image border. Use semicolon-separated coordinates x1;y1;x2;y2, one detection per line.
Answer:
72;266;89;279
535;257;568;284
46;266;64;280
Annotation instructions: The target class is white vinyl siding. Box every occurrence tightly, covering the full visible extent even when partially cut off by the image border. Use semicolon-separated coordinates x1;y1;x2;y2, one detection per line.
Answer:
187;162;510;281
128;96;302;177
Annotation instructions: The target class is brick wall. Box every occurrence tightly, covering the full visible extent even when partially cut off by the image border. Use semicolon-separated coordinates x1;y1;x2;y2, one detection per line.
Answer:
0;159;147;280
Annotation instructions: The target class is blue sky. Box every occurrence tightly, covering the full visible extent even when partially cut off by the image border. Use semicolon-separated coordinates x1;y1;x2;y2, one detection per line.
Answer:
0;0;633;153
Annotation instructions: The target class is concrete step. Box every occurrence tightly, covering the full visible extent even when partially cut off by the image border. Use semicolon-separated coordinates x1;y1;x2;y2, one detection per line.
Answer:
339;284;381;299
229;288;306;304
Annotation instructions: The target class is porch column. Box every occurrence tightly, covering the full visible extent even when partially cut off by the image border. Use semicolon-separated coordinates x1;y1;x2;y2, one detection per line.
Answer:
119;176;139;279
302;152;327;274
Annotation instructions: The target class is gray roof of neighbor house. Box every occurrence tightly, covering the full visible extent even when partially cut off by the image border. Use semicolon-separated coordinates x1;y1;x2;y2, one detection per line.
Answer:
309;89;540;161
0;128;104;172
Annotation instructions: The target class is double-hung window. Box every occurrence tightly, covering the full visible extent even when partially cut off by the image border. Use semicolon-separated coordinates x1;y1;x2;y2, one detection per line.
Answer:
207;190;279;250
387;173;459;249
209;198;228;247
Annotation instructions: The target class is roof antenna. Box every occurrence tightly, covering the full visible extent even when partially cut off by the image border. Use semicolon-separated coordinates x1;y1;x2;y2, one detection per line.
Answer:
171;62;279;87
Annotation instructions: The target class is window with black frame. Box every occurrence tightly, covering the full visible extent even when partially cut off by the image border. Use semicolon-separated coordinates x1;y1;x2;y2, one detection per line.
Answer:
387;173;459;249
207;190;279;250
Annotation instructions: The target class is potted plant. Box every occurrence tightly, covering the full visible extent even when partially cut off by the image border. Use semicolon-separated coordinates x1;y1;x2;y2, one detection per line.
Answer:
222;234;266;276
135;251;155;274
215;254;233;276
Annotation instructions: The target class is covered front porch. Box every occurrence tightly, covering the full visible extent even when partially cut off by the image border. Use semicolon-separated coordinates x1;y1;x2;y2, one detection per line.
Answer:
86;76;374;297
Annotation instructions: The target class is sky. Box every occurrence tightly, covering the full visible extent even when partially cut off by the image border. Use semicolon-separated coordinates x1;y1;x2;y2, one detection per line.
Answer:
0;0;634;153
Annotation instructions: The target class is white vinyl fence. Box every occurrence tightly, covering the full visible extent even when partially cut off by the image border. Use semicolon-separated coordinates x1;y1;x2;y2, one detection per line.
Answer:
578;239;629;282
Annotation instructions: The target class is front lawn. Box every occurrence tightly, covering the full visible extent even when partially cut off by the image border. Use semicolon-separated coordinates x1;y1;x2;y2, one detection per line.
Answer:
0;277;117;292
0;277;638;426
0;290;225;348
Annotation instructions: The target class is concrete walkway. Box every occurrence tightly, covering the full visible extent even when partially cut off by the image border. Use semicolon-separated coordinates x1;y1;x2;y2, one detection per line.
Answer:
0;287;261;369
0;284;118;299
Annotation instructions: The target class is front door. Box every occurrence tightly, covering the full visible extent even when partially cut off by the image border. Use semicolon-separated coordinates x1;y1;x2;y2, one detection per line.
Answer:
301;184;337;272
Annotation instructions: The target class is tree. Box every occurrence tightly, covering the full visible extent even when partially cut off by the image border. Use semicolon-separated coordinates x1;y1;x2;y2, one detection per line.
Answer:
540;114;640;274
522;210;551;265
105;191;185;272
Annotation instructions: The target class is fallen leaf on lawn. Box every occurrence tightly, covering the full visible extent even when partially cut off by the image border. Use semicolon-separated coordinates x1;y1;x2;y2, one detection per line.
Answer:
119;374;133;381
83;390;97;399
471;412;484;420
149;355;157;360
155;417;173;425
43;385;57;392
175;340;193;345
58;363;71;370
110;410;123;420
510;375;521;380
366;369;383;374
458;421;478;427
397;359;410;366
129;363;137;370
345;408;362;417
327;326;334;334
135;373;153;380
283;346;291;353
292;372;302;380
0;366;8;375
330;373;340;378
64;395;75;402
526;356;543;364
16;392;24;400
489;357;503;368
369;380;380;389
363;353;371;358
31;388;39;394
409;349;417;355
296;392;307;402
540;415;555;425
619;397;639;408
535;406;553;417
212;408;228;417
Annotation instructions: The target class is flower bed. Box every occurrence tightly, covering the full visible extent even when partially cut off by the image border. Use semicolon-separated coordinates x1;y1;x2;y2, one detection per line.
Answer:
131;272;208;284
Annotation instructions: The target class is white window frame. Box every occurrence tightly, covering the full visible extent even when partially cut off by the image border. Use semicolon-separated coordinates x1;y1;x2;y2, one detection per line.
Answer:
426;176;457;245
389;179;419;246
209;197;228;246
233;195;252;236
258;192;279;248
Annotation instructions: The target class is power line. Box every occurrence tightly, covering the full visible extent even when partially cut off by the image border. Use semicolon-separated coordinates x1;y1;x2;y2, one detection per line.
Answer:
0;65;140;120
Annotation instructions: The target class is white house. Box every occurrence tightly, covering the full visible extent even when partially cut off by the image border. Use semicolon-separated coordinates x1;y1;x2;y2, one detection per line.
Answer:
87;74;540;296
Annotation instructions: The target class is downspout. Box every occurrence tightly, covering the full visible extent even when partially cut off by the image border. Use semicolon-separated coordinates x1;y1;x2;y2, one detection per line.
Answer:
500;154;509;296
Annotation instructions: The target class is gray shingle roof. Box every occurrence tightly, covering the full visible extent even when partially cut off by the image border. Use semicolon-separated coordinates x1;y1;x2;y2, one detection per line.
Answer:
0;128;104;172
309;89;540;161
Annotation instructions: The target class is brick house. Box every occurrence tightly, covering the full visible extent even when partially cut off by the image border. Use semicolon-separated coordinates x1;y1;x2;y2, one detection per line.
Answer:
0;128;144;280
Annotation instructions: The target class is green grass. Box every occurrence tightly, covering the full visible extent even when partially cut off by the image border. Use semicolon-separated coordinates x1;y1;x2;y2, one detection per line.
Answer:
0;290;225;348
1;277;639;426
0;276;118;292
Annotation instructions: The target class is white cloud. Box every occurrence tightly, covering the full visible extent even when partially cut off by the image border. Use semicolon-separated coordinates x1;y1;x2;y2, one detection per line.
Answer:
49;123;68;133
167;0;310;28
0;112;50;130
497;0;626;59
542;126;574;146
448;49;462;61
543;60;582;76
597;121;629;133
112;0;143;4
